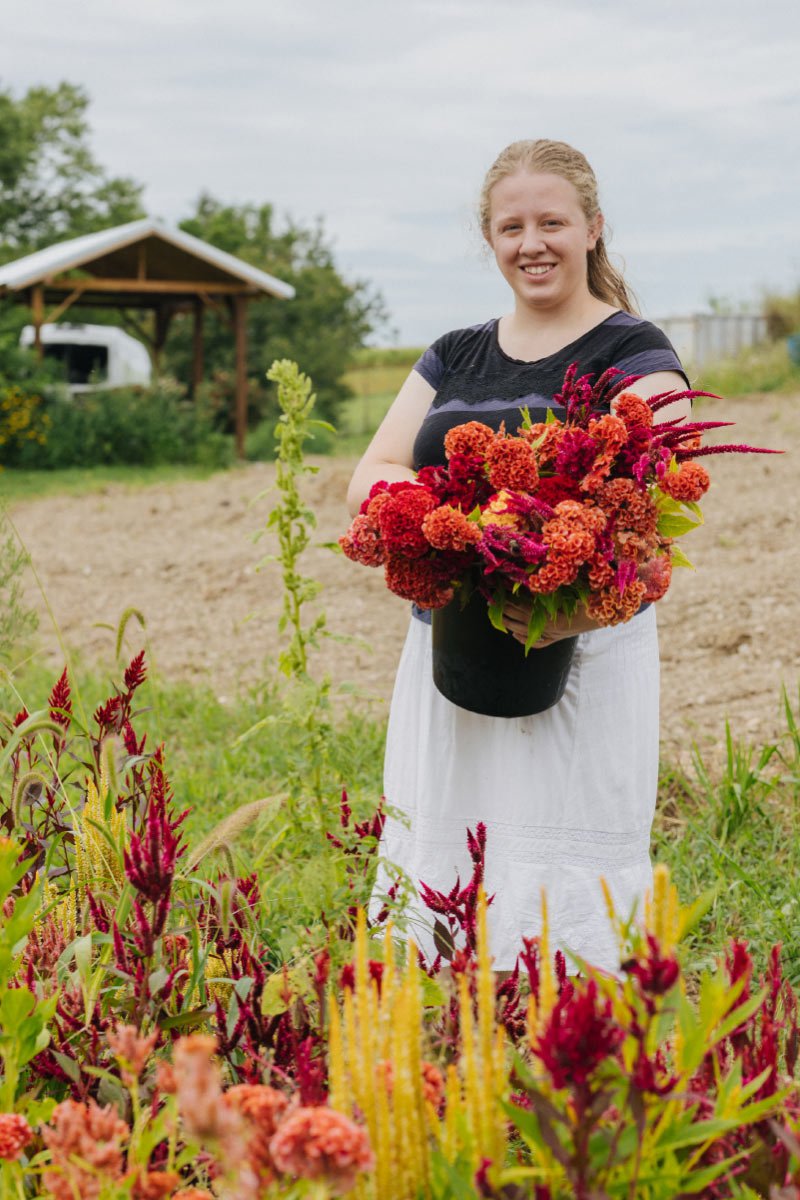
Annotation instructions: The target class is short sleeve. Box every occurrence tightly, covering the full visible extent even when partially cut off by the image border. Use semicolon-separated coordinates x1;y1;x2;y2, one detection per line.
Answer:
611;319;690;387
412;333;453;391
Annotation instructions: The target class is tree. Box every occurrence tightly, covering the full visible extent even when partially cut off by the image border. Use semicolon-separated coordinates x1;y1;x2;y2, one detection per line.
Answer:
0;81;144;260
167;195;388;424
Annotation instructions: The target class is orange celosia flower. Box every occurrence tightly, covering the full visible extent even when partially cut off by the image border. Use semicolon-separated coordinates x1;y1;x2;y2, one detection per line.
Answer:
0;1112;32;1161
174;1192;214;1200
614;392;654;429
658;461;710;502
224;1084;290;1183
422;505;482;551
443;421;496;459
269;1106;374;1195
384;557;454;608
580;413;629;491
597;478;658;536
339;515;385;568
155;1061;177;1094
587;555;615;590
521;421;565;465
586;580;647;625
375;1059;444;1109
485;437;539;491
42;1100;129;1200
131;1170;181;1200
107;1024;159;1087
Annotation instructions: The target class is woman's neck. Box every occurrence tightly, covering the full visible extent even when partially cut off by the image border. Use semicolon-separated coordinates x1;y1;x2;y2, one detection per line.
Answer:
499;295;619;361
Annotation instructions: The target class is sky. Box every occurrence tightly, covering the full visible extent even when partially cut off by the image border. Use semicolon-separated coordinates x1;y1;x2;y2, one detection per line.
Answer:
5;0;800;346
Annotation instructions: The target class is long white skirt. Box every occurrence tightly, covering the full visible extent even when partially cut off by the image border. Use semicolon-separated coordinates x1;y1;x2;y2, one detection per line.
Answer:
369;606;660;973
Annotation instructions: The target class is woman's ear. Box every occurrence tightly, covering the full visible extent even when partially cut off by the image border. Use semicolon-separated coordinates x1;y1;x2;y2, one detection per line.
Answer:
587;211;604;251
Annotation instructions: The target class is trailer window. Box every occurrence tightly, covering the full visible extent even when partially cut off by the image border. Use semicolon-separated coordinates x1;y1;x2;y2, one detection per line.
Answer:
44;343;109;385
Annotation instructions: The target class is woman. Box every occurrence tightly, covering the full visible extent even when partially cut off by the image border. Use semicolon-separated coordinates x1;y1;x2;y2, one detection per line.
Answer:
347;139;690;973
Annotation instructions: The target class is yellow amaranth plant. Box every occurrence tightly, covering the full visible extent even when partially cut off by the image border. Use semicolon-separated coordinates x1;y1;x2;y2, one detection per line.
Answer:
74;772;127;900
328;889;508;1198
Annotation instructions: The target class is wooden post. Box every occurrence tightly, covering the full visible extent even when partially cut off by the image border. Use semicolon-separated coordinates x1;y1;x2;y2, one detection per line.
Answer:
234;295;248;459
192;299;204;397
31;284;44;359
153;306;173;373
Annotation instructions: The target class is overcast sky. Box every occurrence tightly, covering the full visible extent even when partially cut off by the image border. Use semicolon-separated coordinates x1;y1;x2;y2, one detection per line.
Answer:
5;0;800;345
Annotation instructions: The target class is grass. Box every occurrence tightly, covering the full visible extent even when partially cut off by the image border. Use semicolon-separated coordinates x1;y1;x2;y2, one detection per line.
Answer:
694;339;800;397
0;461;227;504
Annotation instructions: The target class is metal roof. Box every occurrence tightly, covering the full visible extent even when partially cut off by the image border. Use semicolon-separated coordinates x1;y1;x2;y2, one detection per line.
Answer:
0;218;295;300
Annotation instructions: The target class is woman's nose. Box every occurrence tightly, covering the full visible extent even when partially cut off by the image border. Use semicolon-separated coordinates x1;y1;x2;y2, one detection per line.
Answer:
519;226;547;255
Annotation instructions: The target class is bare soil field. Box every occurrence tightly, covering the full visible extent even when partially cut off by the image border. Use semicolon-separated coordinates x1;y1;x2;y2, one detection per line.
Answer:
11;394;799;762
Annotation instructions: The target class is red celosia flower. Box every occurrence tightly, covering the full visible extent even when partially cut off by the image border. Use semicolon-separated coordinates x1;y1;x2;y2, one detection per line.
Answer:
422;505;482;551
123;650;147;693
383;556;454;608
535;978;624;1092
658;461;711;502
554;428;598;479
638;554;673;602
268;1106;374;1194
444;420;496;459
378;487;439;558
338;514;385;567
48;668;72;730
586;580;647;624
0;1112;32;1161
533;474;582;506
614;391;654;429
624;934;680;998
485;437;539;491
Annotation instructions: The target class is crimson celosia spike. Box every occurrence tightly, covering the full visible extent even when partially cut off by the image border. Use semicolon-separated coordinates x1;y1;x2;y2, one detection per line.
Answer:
675;443;783;460
648;389;720;412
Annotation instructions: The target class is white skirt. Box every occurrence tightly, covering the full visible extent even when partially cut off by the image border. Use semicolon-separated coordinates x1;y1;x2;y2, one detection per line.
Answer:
369;606;660;973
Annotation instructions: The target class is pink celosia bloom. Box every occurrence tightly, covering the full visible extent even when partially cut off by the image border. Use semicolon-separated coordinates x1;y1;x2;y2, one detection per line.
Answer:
42;1100;129;1200
269;1106;374;1194
0;1112;32;1161
107;1024;159;1087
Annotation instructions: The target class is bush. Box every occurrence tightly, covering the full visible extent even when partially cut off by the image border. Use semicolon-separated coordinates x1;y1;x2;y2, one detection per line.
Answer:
1;378;233;469
764;285;800;340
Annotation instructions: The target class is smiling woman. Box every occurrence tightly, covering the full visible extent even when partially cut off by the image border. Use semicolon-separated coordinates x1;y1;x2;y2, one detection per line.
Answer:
347;138;691;973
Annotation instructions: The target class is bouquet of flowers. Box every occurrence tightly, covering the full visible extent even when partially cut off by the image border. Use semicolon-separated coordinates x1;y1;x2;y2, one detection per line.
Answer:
340;365;772;651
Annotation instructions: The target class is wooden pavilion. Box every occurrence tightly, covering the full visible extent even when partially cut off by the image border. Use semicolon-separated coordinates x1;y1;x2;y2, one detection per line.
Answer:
0;219;295;456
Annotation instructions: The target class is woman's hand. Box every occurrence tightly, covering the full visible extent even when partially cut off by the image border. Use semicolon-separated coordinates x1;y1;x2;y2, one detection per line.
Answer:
502;596;600;648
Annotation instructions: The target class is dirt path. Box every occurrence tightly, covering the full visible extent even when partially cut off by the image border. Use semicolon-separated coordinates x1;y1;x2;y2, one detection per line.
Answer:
11;393;799;762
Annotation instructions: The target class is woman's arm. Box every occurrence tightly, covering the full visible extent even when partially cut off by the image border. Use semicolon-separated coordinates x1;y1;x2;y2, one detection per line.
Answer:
346;370;436;516
504;369;691;646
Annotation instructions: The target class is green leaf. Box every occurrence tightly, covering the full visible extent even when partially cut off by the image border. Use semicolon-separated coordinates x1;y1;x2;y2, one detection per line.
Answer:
487;590;507;632
657;513;703;538
524;606;549;654
670;543;695;570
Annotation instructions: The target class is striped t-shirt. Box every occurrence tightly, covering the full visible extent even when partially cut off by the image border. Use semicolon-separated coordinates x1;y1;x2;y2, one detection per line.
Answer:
412;311;688;470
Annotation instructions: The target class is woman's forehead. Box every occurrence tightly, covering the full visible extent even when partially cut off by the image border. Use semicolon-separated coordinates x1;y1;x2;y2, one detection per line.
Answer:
489;170;582;216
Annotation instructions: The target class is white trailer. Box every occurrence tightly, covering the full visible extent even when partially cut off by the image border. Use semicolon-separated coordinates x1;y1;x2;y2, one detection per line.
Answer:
19;323;151;392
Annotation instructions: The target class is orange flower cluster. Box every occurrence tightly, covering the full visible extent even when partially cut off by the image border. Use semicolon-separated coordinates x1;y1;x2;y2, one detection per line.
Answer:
586;579;648;625
422;505;482;551
658;461;710;502
376;1058;446;1110
614;391;654;429
0;1112;32;1161
269;1106;374;1195
485;437;539;491
443;420;496;458
107;1024;159;1087
224;1083;290;1186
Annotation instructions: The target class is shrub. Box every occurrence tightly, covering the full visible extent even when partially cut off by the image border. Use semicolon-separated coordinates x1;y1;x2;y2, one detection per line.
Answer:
1;378;233;469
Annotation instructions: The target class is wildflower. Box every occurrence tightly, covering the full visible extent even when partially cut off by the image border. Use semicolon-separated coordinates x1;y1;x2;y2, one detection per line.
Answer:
658;460;711;502
444;420;496;459
383;556;454;608
0;1112;32;1161
422;505;482;551
107;1024;159;1087
269;1106;374;1194
377;487;439;558
486;436;539;491
42;1100;129;1200
338;515;384;567
48;668;72;729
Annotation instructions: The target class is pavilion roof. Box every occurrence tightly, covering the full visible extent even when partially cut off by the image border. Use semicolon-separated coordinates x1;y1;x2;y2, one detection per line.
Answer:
0;218;295;304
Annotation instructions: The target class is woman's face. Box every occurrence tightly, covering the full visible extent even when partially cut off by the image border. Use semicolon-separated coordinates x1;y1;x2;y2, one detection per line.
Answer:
486;170;602;313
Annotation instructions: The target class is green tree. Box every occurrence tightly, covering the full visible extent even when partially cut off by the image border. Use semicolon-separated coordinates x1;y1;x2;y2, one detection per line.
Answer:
167;195;388;425
0;81;144;259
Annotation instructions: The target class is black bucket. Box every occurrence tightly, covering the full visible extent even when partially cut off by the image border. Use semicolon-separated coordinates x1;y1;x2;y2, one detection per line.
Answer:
431;591;577;718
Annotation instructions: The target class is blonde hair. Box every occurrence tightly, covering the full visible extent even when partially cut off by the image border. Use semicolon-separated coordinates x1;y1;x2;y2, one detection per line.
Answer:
479;139;638;315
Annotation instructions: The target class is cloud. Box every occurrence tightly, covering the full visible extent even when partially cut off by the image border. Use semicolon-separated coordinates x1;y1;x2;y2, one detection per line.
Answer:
4;0;798;341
